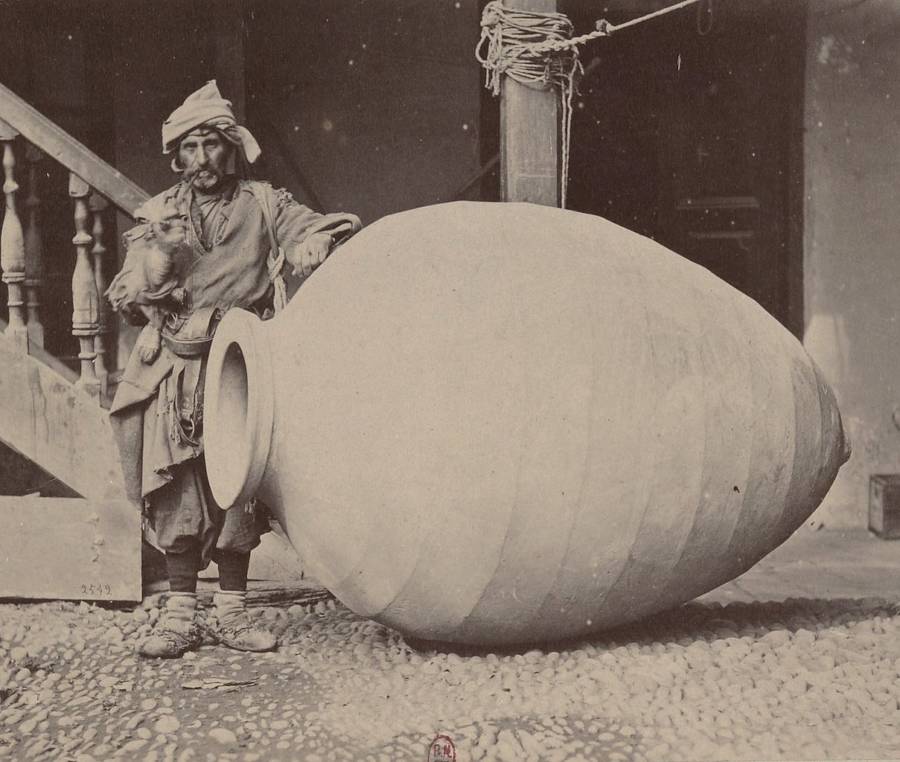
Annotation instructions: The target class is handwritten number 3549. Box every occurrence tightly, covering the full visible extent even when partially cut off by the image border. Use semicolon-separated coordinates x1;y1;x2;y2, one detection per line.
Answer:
81;584;112;596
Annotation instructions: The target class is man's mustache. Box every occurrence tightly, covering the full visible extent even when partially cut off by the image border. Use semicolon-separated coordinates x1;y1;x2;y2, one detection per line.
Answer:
183;163;219;179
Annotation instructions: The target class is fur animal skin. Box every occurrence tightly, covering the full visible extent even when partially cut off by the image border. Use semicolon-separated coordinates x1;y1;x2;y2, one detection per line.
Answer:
106;219;189;363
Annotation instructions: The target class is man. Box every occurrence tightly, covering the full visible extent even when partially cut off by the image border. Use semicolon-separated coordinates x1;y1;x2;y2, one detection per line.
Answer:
108;81;361;659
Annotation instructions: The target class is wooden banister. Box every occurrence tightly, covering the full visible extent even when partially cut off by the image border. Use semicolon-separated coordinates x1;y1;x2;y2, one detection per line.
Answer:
70;173;101;396
0;81;149;217
0;120;28;350
24;144;46;348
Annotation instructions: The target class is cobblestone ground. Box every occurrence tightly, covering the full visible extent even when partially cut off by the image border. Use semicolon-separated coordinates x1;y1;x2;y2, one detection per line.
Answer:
2;595;900;761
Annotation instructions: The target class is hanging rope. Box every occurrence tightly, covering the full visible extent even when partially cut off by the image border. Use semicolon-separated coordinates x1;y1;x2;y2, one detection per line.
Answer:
476;0;705;207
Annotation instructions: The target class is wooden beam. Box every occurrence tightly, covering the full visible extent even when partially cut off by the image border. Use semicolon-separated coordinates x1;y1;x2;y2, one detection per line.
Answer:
500;0;560;206
0;81;149;217
213;0;247;123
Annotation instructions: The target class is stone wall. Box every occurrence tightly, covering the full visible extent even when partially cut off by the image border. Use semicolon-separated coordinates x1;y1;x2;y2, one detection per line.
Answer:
804;0;900;526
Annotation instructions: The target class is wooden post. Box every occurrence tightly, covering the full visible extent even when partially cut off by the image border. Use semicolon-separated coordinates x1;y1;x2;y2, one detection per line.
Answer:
214;0;246;123
500;0;560;206
0;119;28;350
69;173;100;397
89;192;110;393
24;144;46;348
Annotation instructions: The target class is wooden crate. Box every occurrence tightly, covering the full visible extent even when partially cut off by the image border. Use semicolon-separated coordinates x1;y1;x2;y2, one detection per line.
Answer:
869;474;900;539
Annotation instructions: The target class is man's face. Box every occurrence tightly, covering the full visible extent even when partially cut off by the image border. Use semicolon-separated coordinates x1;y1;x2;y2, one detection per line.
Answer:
178;128;231;192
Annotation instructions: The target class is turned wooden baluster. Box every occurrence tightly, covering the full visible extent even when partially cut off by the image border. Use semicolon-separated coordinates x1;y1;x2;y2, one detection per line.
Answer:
69;173;100;396
24;144;46;348
0;119;28;350
89;192;110;390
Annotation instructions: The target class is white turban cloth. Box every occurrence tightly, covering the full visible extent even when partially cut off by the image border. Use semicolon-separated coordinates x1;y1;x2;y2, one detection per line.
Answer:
162;80;261;164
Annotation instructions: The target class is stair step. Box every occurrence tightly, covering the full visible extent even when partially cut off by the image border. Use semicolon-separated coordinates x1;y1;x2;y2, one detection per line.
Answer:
0;495;140;602
0;333;125;502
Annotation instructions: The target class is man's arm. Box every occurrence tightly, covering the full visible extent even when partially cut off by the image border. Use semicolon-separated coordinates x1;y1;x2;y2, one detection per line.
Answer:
272;187;362;279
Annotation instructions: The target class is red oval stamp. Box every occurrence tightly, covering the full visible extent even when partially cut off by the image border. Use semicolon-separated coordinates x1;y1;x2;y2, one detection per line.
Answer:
427;733;456;762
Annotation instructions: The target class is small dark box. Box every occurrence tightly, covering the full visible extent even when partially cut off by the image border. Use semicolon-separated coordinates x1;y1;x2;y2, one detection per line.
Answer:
869;474;900;539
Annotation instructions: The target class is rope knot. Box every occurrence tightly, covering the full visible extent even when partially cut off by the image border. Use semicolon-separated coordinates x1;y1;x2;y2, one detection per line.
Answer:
474;0;705;209
480;2;502;29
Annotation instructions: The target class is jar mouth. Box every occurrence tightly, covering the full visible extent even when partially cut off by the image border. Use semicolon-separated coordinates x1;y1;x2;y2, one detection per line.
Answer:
204;308;274;509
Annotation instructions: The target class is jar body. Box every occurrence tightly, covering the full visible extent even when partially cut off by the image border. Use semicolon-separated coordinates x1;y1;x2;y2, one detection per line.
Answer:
205;202;848;645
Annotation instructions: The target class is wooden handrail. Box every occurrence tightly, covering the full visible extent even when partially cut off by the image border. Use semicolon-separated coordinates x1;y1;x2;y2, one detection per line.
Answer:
0;81;149;217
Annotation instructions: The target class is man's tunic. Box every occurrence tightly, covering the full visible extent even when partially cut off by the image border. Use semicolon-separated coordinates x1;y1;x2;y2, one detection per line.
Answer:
109;178;360;556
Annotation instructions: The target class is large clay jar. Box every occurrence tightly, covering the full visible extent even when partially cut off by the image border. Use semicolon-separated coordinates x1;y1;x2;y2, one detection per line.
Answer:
204;201;849;646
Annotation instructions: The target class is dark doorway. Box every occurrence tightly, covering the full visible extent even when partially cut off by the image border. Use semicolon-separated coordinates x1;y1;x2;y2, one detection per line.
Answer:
563;0;806;334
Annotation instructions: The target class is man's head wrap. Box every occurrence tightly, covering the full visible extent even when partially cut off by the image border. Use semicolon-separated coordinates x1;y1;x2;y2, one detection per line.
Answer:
162;80;261;164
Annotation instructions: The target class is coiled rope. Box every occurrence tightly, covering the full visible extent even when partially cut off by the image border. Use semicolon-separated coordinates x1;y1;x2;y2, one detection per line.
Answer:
476;0;704;207
475;2;581;207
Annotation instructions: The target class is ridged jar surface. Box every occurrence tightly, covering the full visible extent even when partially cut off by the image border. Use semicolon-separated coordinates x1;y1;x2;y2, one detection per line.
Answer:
215;202;848;645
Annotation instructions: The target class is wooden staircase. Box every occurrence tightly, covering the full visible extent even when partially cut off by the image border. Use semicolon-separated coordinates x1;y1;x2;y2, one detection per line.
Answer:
0;82;150;602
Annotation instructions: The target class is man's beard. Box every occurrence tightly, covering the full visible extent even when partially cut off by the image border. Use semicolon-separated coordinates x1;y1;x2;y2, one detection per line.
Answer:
184;165;224;192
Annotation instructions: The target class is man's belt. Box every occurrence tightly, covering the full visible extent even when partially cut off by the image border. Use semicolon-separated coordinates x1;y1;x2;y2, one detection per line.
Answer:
161;333;214;357
161;306;223;358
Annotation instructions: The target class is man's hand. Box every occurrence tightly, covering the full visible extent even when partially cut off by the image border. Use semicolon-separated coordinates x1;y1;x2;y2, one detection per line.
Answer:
292;232;333;278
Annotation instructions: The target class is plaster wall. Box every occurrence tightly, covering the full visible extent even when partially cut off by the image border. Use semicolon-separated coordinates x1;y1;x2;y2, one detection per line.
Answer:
244;0;483;226
804;0;900;526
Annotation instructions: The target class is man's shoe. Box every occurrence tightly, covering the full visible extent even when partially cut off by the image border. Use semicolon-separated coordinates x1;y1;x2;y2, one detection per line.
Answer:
206;613;277;652
138;622;204;659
